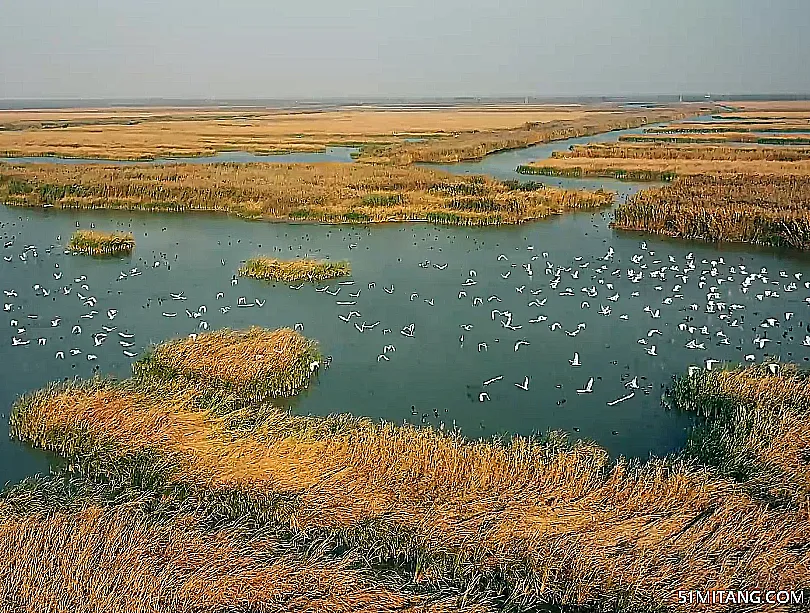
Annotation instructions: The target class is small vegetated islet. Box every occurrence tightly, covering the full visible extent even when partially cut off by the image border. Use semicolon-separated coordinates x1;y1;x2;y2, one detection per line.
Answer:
67;229;134;256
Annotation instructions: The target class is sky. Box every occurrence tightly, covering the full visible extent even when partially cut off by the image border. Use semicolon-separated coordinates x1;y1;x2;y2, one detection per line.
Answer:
1;0;809;100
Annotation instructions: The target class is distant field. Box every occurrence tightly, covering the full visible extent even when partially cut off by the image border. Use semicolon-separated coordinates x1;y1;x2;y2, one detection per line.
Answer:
0;104;696;162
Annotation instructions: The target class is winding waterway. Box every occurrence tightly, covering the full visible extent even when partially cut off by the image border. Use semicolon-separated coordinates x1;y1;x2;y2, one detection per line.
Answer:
3;121;809;485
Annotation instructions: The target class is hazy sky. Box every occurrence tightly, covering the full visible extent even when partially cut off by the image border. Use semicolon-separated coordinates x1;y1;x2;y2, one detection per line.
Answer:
2;0;808;100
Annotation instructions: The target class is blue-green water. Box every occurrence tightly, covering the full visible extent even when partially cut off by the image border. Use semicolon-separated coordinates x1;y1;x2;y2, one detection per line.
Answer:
0;146;358;166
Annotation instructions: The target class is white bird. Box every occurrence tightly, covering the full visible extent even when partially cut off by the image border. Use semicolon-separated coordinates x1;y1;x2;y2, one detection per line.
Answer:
753;336;771;349
55;351;65;359
576;378;594;394
479;392;490;402
514;340;530;352
162;312;177;317
478;342;488;352
646;345;657;356
107;309;117;320
607;392;634;406
514;376;530;391
400;324;415;337
569;352;581;367
625;376;639;389
483;375;503;386
705;359;721;370
72;325;81;334
123;350;137;357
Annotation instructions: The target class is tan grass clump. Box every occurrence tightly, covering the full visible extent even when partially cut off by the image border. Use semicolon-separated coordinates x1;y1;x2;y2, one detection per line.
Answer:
239;257;350;283
67;229;134;256
133;327;321;400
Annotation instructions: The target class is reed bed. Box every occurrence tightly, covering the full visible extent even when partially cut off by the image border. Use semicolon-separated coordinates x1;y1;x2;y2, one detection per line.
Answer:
67;229;135;256
519;157;810;181
360;108;695;164
132;327;321;401
554;142;810;162
239;257;350;283
11;371;810;611
0;162;613;225
620;133;810;145
645;122;810;134
0;502;481;613
613;174;810;249
670;363;810;507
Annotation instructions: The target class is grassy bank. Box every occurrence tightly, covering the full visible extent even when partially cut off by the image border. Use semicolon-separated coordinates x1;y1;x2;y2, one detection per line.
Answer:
669;362;810;507
613;174;810;249
0;162;614;225
517;163;678;182
239;257;350;283
620;133;810;145
8;326;810;611
553;142;810;162
518;157;810;181
67;229;134;256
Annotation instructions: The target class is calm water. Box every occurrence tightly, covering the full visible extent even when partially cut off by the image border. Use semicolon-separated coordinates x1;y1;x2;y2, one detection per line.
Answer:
0;146;358;166
3;120;810;485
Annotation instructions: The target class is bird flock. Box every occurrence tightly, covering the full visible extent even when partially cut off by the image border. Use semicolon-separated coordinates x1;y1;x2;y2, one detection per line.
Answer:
3;209;810;451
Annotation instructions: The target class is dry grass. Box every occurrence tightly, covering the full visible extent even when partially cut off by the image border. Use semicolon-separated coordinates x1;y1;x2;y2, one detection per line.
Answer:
555;143;810;162
0;504;479;613
620;132;810;145
613;174;810;249
132;327;321;400
240;257;350;283
360;108;697;164
646;121;810;134
10;368;810;611
0;162;613;226
670;363;810;507
520;156;810;181
0;105;621;160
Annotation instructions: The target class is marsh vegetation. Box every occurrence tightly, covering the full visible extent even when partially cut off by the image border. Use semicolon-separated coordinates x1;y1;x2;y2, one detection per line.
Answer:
239;257;350;283
613;174;810;248
6;326;810;612
0;162;614;225
67;229;134;256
